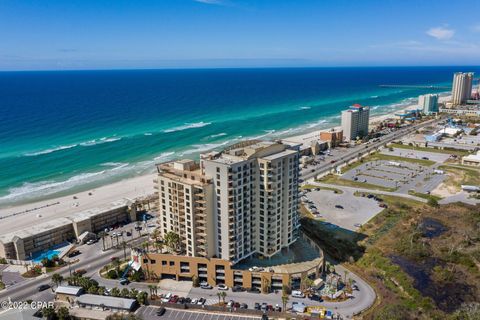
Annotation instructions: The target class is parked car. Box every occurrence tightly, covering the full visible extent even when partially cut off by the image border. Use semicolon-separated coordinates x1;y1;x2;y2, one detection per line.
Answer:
260;303;268;312
67;250;81;258
119;278;129;285
37;284;50;292
86;239;97;245
254;302;261;310
200;282;213;289
156;307;166;316
191;298;199;304
217;284;228;291
197;298;206;305
309;294;322;301
240;303;248;309
248;287;261;294
335;205;344;209
291;290;305;298
232;285;245;292
274;304;282;312
227;300;234;308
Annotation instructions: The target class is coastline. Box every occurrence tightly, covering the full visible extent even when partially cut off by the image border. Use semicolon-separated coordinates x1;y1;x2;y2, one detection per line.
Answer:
0;94;450;217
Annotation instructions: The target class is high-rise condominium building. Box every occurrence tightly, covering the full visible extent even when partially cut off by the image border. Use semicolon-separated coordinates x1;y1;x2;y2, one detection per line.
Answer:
155;140;300;265
341;104;370;141
418;94;439;114
156;159;216;258
452;72;474;106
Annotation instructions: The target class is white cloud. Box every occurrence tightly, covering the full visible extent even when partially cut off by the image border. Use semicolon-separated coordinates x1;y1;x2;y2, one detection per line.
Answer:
426;26;455;40
472;24;480;33
194;0;223;4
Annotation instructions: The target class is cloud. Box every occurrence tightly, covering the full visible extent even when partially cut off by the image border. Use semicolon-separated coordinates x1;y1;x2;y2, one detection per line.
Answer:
194;0;224;5
472;24;480;33
426;26;455;40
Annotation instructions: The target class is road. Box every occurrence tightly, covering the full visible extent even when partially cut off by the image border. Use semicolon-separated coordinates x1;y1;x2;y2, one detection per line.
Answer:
301;118;441;181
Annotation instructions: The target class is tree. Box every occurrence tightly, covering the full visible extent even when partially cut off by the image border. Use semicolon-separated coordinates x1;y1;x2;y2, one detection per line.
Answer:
137;291;148;305
129;288;139;299
97;286;106;296
111;287;121;297
121;288;130;298
98;231;107;251
121;241;128;261
164;231;181;252
219;291;227;304
281;294;289;312
57;306;70;320
192;275;199;288
41;307;56;320
343;270;349;286
51;273;64;287
87;286;98;294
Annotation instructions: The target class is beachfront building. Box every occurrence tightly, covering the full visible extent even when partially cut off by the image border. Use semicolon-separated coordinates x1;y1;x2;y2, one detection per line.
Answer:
202;140;300;262
341;104;370;141
419;94;439;114
451;72;474;106
155;140;300;264
0;200;137;261
320;128;343;148
155;160;215;258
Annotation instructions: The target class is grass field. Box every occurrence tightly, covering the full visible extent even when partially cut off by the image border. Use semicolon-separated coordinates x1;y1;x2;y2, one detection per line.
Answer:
300;184;344;194
438;164;480;192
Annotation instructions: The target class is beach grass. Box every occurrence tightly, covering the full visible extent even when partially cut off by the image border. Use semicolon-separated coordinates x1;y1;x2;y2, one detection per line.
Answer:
317;174;397;192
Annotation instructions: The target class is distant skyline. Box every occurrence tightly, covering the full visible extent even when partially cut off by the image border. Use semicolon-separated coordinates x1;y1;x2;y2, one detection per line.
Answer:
1;0;480;70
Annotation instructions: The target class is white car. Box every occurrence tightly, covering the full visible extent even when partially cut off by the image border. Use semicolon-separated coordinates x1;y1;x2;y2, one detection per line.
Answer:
200;282;212;289
291;290;305;298
161;293;172;303
217;284;228;291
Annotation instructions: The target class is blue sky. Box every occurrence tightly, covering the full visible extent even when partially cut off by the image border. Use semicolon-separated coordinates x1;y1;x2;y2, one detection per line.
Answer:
1;0;480;70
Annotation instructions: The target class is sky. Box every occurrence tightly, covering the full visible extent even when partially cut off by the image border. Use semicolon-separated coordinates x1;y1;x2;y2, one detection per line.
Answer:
1;0;480;70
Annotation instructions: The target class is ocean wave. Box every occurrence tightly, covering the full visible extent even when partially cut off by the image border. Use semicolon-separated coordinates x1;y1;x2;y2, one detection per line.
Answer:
209;132;227;138
154;152;175;161
0;170;107;202
79;136;121;146
181;141;232;156
144;133;153;136
24;144;78;156
370;95;379;99
299;106;311;110
163;121;211;133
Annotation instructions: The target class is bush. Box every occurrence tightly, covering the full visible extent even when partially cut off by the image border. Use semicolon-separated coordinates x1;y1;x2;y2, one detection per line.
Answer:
107;270;118;279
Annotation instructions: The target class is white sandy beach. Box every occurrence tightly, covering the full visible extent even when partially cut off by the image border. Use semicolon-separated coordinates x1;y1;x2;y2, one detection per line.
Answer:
0;95;450;234
0;174;155;234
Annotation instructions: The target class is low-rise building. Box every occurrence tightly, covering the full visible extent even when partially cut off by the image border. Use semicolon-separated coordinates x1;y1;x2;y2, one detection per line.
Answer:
0;199;137;260
76;294;138;312
320;129;343;148
462;151;480;166
55;285;83;302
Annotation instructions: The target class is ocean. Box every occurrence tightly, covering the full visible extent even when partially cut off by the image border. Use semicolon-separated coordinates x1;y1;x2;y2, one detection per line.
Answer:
0;66;477;207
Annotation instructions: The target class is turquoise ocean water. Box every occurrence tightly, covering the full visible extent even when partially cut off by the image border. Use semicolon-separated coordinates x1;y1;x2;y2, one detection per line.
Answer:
0;67;477;207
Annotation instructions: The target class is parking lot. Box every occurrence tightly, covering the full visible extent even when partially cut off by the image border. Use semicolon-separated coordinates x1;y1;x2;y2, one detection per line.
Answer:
381;147;451;163
341;159;445;193
304;189;382;231
136;306;261;320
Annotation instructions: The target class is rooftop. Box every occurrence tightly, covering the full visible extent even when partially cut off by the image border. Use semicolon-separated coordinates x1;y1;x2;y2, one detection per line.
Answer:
55;285;83;296
76;294;137;311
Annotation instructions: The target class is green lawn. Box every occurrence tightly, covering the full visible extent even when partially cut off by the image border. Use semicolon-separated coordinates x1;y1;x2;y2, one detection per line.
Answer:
389;143;471;157
407;190;443;201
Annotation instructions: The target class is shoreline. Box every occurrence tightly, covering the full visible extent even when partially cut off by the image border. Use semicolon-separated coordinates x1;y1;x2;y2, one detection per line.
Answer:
0;94;450;217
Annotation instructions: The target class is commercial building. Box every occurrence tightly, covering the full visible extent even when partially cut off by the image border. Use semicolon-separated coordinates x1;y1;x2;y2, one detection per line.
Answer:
76;294;138;312
419;94;439;114
155;140;300;265
462;151;480;167
341;104;370;141
452;72;474;106
0;199;137;261
320;128;343;148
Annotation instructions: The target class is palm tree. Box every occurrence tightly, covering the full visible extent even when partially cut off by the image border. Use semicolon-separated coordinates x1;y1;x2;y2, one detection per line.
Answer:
281;294;289;312
129;288;139;299
98;231;107;251
219;291;227;304
164;231;181;252
216;292;222;304
147;285;154;297
121;241;128;260
111;287;121;297
121;288;130;298
97;286;106;296
57;306;70;320
51;273;63;287
343;270;349;286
